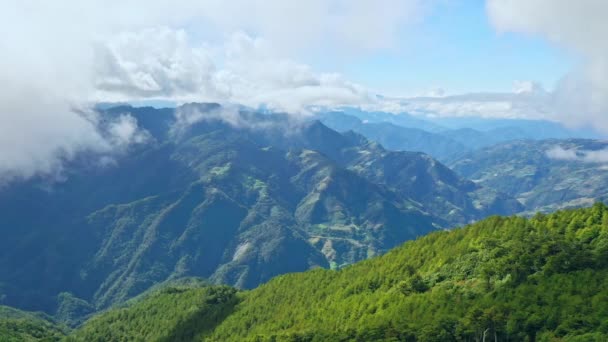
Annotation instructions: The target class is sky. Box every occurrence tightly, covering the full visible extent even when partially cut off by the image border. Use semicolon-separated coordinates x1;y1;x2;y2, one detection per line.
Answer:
310;0;574;96
1;0;608;181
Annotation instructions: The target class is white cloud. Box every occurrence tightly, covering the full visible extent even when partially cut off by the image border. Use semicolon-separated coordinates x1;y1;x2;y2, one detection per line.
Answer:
219;33;374;112
96;29;374;113
106;115;151;147
512;81;546;95
95;28;220;99
487;0;608;131
546;146;608;164
368;82;552;119
7;0;608;183
0;0;428;182
0;106;148;184
545;146;579;161
195;0;428;53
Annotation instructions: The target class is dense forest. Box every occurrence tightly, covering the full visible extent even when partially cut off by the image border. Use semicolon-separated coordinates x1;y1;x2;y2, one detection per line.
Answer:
0;306;66;341
2;204;607;340
51;203;608;341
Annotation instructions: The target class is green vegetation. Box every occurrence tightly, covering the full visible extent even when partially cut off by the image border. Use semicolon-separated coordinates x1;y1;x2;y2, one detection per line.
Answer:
69;286;237;342
0;306;66;341
68;204;608;341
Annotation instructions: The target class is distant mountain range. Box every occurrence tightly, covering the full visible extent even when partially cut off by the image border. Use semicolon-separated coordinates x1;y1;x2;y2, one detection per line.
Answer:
0;104;522;322
450;139;608;213
318;109;608;215
318;111;468;161
318;109;603;162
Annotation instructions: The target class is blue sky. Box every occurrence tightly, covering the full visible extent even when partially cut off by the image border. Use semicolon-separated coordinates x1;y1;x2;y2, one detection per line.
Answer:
308;1;574;96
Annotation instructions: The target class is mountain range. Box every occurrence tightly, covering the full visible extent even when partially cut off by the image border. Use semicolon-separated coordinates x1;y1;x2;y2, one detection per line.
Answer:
317;109;602;163
0;104;522;322
318;109;608;216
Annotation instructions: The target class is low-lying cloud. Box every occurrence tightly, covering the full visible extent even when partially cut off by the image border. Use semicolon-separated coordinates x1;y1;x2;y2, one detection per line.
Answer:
392;82;551;119
546;146;608;164
0;108;149;185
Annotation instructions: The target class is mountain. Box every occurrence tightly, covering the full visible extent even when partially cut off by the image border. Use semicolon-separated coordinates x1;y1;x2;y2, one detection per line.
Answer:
429;116;602;139
441;123;602;158
318;111;469;162
0;104;521;319
450;139;608;213
66;204;608;341
317;110;604;162
336;107;445;132
441;126;542;152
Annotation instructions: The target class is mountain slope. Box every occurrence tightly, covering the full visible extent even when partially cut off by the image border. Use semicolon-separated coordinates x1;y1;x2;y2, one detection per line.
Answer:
450;139;608;213
70;203;608;341
70;286;238;342
341;140;523;224
274;119;522;224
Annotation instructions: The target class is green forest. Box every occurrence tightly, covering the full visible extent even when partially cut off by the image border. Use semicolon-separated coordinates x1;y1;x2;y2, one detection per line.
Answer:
4;204;608;341
0;306;66;342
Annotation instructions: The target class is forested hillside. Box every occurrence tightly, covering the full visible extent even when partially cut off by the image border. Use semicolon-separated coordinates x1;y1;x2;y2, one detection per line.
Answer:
67;204;608;341
0;306;66;341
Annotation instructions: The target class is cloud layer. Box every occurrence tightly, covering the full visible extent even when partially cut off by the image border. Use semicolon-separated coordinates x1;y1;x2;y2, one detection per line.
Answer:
392;82;551;119
96;29;375;112
0;0;426;181
3;0;608;182
487;0;608;131
546;146;608;164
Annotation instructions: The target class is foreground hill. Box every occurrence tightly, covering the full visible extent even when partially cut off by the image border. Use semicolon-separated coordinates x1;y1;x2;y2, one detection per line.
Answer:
68;204;608;341
0;104;520;319
450;139;608;213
